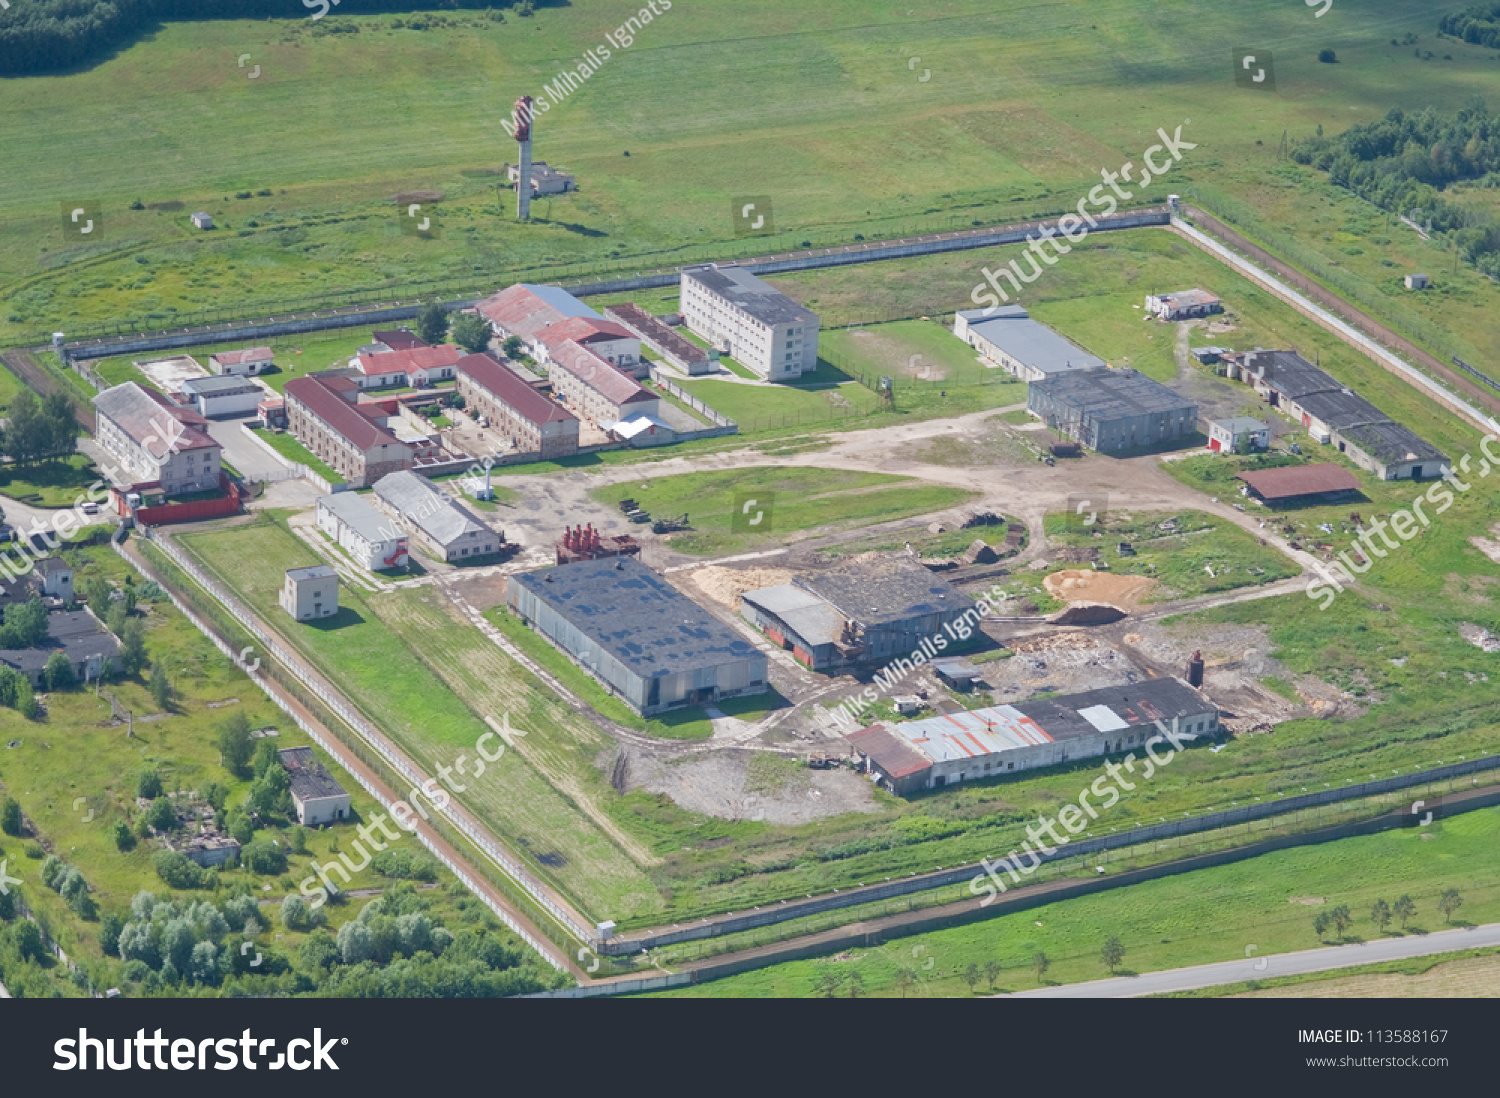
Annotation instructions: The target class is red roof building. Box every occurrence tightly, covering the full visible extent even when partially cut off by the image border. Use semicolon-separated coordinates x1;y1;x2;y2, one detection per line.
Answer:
284;376;412;488
455;353;579;460
1236;464;1360;502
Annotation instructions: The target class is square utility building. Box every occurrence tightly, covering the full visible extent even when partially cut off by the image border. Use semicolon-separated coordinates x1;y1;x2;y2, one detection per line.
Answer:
280;564;338;622
1027;369;1198;453
508;556;768;716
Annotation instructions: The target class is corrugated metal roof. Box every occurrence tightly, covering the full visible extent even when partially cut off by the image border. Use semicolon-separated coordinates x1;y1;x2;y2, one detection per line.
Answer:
1237;464;1359;500
895;705;1055;761
318;492;403;545
847;725;932;780
741;583;844;647
959;307;1104;376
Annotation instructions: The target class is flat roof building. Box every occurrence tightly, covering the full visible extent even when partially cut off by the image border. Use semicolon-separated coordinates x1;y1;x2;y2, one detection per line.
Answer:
1207;416;1270;453
1027;369;1198;453
278;746;351;826
680;264;818;380
850;678;1218;794
953;306;1104;382
508;556;768;716
179;375;264;419
280;564;338;622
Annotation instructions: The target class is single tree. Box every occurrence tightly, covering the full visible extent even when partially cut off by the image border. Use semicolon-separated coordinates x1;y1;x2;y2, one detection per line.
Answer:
448;312;492;354
119;617;147;676
845;970;864;999
984;959;1002;991
1034;951;1050;983
1370;898;1392;934
110;818;135;852
962;963;981;993
136;767;163;800
43;652;74;691
1438;889;1463;924
501;335;525;360
217;711;254;776
1100;936;1125;974
813;970;843;998
1318;48;1337;63
1393;894;1417;929
251;736;281;779
148;796;176;833
1329;903;1353;939
1;796;22;836
894;967;916;999
1313;911;1331;941
415;302;448;345
149;662;172;711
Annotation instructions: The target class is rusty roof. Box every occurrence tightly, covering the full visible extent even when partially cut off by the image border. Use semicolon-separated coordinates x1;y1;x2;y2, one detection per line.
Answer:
1236;463;1360;500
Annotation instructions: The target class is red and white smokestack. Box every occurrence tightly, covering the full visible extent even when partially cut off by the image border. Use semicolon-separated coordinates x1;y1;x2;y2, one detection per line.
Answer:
514;95;534;222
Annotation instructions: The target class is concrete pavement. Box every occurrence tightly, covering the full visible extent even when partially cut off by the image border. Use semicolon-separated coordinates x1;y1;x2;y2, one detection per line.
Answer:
1004;921;1500;998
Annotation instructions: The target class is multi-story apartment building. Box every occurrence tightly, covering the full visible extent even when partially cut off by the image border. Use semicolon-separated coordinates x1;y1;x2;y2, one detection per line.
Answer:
283;375;412;488
93;382;223;496
454;353;580;459
680;264;819;380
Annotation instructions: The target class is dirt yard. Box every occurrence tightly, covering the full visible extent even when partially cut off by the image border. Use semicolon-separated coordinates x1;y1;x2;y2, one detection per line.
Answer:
1043;568;1158;610
617;746;881;824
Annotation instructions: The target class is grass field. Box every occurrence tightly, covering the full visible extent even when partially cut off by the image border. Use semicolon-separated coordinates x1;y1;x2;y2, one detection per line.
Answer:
5;0;1497;381
588;466;979;556
0;454;101;507
249;426;339;482
654;805;1500;997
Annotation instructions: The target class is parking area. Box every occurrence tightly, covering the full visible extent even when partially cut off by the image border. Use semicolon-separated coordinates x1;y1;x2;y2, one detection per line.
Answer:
205;415;291;482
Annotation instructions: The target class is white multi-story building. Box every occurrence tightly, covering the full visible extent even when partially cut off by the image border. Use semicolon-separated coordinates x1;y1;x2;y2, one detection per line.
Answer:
93;382;223;496
679;264;819;380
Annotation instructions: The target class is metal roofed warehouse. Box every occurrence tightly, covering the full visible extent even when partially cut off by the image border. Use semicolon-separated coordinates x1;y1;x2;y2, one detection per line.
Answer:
508;556;768;716
850;677;1219;794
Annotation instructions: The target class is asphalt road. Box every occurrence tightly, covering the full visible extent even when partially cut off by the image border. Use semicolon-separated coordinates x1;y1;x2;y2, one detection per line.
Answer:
1003;922;1500;998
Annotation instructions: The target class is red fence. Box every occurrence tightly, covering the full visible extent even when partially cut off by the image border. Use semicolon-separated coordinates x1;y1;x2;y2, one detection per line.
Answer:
133;474;243;526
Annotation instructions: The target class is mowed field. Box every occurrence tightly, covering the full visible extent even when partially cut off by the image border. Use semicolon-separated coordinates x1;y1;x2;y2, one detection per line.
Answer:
3;0;1499;356
653;806;1500;997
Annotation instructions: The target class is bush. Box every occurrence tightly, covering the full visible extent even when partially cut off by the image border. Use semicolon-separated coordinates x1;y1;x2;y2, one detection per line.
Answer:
136;767;163;800
110;819;136;851
152;850;213;890
147;796;177;833
0;796;21;836
1319;48;1337;62
241;839;286;876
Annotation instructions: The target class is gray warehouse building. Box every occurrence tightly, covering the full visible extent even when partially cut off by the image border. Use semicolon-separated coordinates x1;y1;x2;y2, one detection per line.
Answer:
740;556;974;671
508;556;768;716
1027;369;1198;452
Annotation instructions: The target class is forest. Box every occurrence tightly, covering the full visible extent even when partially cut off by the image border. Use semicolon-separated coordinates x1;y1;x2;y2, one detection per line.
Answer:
1292;100;1500;279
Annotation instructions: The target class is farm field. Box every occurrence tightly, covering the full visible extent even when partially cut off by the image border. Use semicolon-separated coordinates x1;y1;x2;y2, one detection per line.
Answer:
588;466;980;557
653;805;1500;998
3;0;1498;396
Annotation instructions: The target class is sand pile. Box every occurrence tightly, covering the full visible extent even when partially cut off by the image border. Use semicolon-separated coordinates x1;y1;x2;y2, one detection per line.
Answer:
690;565;796;609
1042;568;1158;609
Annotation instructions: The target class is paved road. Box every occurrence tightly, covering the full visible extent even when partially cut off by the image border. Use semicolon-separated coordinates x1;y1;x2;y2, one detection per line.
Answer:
205;415;289;482
1004;921;1500;998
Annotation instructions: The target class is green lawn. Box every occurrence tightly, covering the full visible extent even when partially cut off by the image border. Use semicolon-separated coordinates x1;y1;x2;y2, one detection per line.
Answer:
248;426;339;482
589;466;979;557
655;805;1500;997
0;454;102;507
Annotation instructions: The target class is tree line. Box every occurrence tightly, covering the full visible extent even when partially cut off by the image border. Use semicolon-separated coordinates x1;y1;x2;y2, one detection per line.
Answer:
0;0;550;75
1439;4;1500;50
1291;99;1500;279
